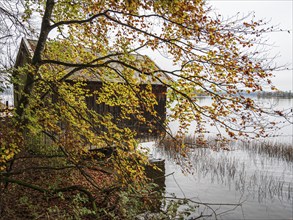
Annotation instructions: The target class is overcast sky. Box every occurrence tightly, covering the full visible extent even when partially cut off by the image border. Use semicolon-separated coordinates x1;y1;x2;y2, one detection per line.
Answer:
209;0;293;91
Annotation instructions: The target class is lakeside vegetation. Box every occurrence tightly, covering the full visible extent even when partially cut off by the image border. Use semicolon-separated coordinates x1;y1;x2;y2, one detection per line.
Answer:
158;134;293;163
157;135;293;206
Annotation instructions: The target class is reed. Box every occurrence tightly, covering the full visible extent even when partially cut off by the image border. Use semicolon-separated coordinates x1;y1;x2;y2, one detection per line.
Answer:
155;134;293;202
240;140;293;163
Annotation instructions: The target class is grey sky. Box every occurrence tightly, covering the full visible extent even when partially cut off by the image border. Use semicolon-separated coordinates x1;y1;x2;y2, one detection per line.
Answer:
140;1;292;91
209;0;293;91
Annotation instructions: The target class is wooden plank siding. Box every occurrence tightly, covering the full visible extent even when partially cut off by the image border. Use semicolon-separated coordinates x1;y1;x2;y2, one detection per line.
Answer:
82;81;166;138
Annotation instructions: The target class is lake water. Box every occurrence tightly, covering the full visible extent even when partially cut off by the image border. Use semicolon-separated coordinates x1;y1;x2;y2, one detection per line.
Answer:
0;94;13;107
143;98;293;219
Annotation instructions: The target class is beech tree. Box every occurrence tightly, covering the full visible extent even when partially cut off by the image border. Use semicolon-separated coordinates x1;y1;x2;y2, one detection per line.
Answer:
0;0;290;218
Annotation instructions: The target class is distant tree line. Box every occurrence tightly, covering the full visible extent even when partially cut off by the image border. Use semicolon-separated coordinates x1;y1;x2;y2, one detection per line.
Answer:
257;91;293;98
194;90;293;99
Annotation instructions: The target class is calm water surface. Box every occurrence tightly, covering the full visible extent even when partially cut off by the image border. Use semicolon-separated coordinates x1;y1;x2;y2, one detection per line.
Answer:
144;98;293;219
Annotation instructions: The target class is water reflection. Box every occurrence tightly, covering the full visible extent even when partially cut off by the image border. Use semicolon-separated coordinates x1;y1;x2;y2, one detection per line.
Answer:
0;94;13;107
146;134;293;219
